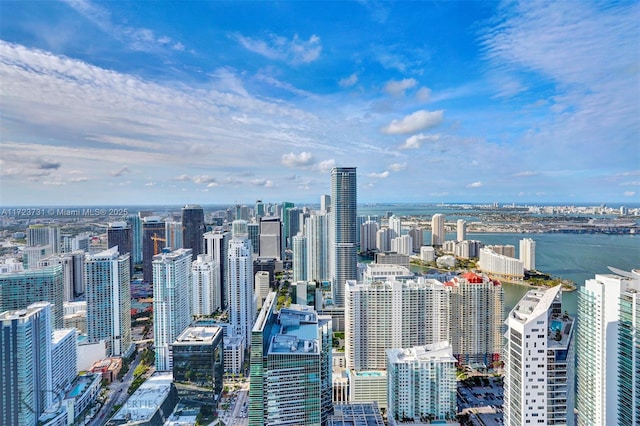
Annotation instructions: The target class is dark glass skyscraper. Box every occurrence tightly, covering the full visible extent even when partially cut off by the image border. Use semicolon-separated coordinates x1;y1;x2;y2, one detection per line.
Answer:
182;204;205;260
107;221;133;275
330;167;357;306
142;217;165;284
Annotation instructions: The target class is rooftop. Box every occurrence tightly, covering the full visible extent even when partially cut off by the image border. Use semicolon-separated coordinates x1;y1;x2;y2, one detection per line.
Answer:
109;372;174;423
174;326;222;344
387;342;456;364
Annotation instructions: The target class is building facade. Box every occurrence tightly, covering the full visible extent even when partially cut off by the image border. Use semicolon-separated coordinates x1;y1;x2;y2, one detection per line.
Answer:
85;247;132;356
153;248;192;371
431;214;445;246
331;167;357;307
191;254;220;316
182;204;205;260
228;221;256;346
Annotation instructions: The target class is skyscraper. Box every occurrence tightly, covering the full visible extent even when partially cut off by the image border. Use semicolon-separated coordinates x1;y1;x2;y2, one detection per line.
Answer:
182;204;205;260
142;216;165;283
292;233;307;282
164;220;183;250
249;294;332;426
191;254;220;316
286;207;303;248
360;220;379;253
107;221;133;275
127;213;143;265
387;343;457;424
431;214;445;246
306;213;329;283
0;265;64;328
388;215;401;240
448;272;504;367
0;302;53;426
320;194;331;213
259;216;283;261
519;237;536;271
203;229;229;310
504;286;575;426
331;166;357;306
408;227;423;252
456;219;466;242
228;221;256;346
346;278;450;371
576;269;640;426
26;224;60;253
153;248;193;371
85;247;132;356
38;251;85;302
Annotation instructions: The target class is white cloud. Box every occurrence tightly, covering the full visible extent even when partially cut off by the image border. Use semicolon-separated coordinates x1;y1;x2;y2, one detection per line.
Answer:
368;171;390;179
624;191;636;197
110;165;131;177
339;73;358;88
281;152;315;168
174;174;191;181
63;0;188;53
399;133;441;150
388;162;407;172
145;182;154;186
251;179;274;188
315;159;336;173
68;177;88;183
467;181;483;188
415;87;431;101
234;33;321;65
192;175;217;184
207;182;218;188
382;110;444;135
513;171;538;177
384;78;417;97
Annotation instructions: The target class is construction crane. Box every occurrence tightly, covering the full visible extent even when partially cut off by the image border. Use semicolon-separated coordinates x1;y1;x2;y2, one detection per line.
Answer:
151;233;167;256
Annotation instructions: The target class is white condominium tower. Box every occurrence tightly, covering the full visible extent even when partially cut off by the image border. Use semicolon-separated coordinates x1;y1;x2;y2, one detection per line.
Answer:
191;254;220;316
306;213;329;282
504;286;575;426
387;342;457;424
388;215;401;240
346;278;450;371
456;219;466;242
85;247;132;356
431;214;445;246
292;233;307;282
576;268;640;426
228;220;257;347
331;167;357;306
519;238;536;271
153;248;192;371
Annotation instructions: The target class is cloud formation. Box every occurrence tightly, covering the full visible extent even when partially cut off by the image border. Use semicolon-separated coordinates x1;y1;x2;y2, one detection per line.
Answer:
399;133;441;150
281;152;315;168
368;171;390;179
234;33;322;64
381;110;443;135
339;73;358;87
384;78;417;97
467;181;483;188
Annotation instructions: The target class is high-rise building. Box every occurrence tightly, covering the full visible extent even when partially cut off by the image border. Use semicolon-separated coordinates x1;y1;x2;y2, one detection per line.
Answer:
456;219;466;242
85;247;132;356
23;245;51;269
390;235;413;256
255;200;265;220
286;207;303;248
478;247;524;280
408;227;423;252
172;326;224;413
360;220;379;253
0;302;53;426
249;294;332;426
203;229;230;310
387;342;457;424
576;269;640;426
519;238;536;271
228;221;256;346
306;213;329;283
142;217;166;283
51;328;78;400
388;215;401;240
27;224;60;253
259;216;283;261
431;214;445;246
164;220;183;250
0;264;64;328
38;251;85;302
376;227;391;252
153;248;192;371
254;271;270;309
448;272;504;367
331;167;357;307
248;222;260;254
320;194;331;213
191;254;220;316
346;278;450;371
503;286;575;426
182;204;205;260
292;233;308;282
107;221;133;276
127;214;143;265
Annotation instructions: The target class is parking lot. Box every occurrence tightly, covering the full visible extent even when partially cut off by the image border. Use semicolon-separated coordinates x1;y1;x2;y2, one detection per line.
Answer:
458;375;504;425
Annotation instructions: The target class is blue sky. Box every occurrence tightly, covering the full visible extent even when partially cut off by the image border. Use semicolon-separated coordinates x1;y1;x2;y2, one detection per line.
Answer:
1;1;638;206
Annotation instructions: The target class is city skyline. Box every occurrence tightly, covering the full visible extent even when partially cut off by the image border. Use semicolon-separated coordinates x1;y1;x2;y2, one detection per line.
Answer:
1;1;638;206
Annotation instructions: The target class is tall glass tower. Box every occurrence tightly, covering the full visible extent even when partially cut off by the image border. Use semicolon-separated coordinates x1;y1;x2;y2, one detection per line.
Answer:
330;167;357;306
182;204;205;260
